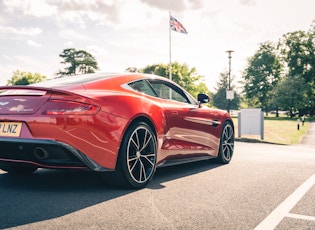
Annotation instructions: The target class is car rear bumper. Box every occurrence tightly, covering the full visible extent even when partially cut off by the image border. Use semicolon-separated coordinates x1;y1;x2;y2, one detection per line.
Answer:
0;138;112;171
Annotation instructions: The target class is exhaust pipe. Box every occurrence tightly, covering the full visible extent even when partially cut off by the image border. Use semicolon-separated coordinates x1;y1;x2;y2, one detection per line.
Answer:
34;147;49;160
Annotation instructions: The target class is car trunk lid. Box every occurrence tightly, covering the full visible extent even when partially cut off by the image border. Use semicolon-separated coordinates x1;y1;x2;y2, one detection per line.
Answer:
0;87;52;115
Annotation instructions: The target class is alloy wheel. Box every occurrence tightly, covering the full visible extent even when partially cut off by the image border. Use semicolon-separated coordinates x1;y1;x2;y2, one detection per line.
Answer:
221;123;234;162
126;125;156;184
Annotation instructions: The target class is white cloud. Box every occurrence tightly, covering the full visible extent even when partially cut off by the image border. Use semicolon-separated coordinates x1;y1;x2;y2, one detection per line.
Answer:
2;0;57;17
64;41;74;47
58;0;120;27
240;0;256;6
140;0;204;11
0;26;42;36
58;28;90;41
27;40;42;47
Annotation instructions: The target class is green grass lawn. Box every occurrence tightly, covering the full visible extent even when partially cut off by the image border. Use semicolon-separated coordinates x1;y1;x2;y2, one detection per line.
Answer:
232;116;311;145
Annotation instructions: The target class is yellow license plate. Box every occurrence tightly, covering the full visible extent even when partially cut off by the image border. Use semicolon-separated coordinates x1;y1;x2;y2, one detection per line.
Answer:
0;122;22;137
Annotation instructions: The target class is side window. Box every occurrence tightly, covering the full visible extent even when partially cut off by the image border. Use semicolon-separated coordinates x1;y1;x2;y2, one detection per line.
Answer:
128;80;157;97
149;80;190;104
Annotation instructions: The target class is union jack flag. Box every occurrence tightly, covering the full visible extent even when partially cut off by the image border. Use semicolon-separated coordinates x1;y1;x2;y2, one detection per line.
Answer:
170;15;188;34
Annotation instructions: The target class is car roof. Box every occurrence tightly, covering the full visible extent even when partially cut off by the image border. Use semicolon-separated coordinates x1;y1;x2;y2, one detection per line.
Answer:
32;72;167;89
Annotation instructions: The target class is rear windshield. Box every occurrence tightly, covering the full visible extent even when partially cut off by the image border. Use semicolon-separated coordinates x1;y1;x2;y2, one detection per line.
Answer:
32;73;118;87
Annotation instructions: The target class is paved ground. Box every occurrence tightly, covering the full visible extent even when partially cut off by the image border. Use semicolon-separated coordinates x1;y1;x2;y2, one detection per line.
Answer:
1;142;314;229
0;120;314;229
300;121;315;145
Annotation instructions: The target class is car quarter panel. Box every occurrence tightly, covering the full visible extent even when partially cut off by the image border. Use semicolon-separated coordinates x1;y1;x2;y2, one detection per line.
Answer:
71;92;168;167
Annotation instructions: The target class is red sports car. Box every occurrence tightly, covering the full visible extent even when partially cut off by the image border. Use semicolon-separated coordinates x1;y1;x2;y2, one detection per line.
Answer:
0;73;234;188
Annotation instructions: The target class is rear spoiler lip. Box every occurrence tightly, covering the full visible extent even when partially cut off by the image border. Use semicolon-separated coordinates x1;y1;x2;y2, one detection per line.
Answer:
0;85;83;97
0;85;48;90
0;86;50;96
0;85;99;107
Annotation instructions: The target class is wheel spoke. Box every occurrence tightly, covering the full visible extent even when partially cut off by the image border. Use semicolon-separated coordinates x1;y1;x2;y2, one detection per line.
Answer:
140;130;152;152
139;160;147;182
131;131;140;150
141;153;155;167
128;157;138;172
222;144;229;160
224;146;231;160
223;127;228;137
227;127;233;140
128;155;138;162
227;142;234;150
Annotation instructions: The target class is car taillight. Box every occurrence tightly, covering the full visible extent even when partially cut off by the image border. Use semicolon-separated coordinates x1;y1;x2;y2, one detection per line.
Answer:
42;99;100;115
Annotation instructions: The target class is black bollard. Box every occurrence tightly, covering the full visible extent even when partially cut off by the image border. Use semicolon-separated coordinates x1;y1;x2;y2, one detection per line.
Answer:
297;119;300;130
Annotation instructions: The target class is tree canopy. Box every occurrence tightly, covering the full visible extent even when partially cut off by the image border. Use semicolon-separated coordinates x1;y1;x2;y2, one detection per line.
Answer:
212;71;240;110
129;62;211;100
242;41;282;114
270;76;310;117
7;70;47;85
276;24;315;115
241;20;315;116
58;48;99;75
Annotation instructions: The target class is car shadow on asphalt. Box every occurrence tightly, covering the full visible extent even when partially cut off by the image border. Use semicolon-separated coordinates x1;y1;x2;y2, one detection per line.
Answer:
0;160;222;228
148;159;222;189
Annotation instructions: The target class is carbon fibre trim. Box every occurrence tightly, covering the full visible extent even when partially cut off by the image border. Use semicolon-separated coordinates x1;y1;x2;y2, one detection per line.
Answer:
0;138;111;171
184;117;221;126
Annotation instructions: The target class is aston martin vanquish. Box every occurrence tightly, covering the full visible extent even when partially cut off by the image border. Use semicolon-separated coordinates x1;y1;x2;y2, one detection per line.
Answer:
0;73;234;188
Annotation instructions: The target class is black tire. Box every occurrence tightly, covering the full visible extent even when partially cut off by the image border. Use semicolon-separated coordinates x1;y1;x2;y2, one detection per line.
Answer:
216;121;234;164
1;165;38;175
102;122;157;189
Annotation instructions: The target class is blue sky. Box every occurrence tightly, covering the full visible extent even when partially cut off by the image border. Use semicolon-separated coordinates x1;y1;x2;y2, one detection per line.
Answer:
0;0;314;90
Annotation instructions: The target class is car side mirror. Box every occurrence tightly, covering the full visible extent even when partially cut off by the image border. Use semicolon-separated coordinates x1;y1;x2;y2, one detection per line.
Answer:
197;93;210;104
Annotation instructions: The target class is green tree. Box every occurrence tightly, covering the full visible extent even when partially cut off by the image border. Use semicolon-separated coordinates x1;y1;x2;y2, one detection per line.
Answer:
125;67;139;73
212;71;240;110
279;30;314;83
270;76;310;117
242;41;282;114
58;48;98;75
7;70;47;85
139;62;211;99
278;23;315;115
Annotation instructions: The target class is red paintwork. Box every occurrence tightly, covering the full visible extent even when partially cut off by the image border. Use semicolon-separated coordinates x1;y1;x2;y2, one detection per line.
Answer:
0;73;233;170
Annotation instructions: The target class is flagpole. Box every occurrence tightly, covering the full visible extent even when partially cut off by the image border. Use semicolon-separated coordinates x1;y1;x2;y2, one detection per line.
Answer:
169;11;172;81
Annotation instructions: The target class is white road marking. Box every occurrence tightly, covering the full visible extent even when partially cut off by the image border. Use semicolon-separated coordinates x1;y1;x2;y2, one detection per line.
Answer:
286;213;315;221
255;173;315;230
